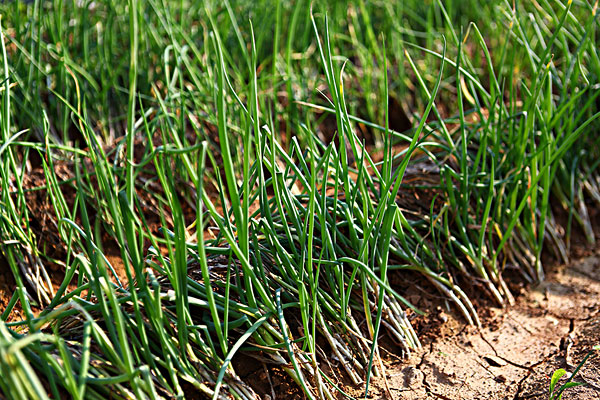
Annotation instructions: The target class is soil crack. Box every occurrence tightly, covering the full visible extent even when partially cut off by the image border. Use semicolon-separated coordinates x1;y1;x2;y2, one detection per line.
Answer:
364;255;600;400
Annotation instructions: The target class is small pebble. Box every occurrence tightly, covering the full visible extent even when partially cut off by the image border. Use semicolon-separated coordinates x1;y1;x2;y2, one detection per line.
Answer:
483;355;507;367
403;366;424;386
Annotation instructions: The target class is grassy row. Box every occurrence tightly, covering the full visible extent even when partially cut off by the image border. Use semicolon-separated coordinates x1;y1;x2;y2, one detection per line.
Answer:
0;0;599;398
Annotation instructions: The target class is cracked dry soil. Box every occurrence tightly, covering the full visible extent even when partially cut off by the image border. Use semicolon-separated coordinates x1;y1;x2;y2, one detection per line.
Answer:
347;253;600;400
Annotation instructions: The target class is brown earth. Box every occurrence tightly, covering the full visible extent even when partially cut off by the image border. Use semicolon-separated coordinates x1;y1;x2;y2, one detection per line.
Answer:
347;252;600;400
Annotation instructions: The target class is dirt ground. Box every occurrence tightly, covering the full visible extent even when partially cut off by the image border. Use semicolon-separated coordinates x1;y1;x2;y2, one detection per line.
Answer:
1;254;599;400
351;252;600;400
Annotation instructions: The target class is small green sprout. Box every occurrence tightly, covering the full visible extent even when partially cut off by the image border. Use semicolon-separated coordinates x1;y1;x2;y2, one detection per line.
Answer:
549;345;599;400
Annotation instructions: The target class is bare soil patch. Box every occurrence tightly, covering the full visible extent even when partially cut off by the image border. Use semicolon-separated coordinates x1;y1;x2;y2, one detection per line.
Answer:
354;252;600;400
